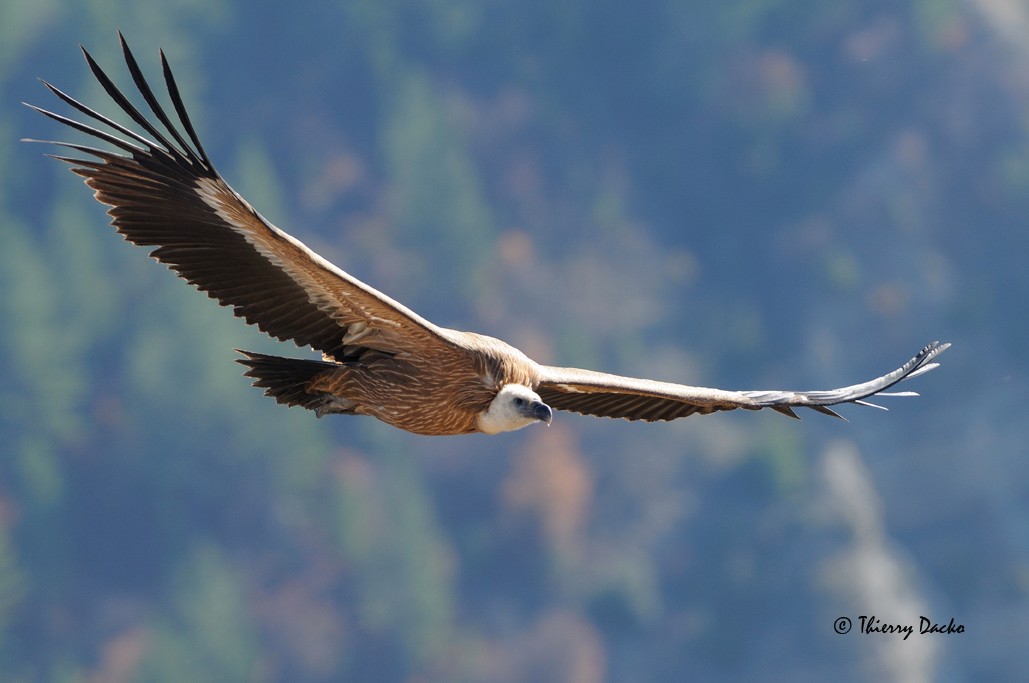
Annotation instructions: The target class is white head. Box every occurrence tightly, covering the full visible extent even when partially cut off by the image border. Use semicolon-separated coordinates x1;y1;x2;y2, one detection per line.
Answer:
476;384;553;434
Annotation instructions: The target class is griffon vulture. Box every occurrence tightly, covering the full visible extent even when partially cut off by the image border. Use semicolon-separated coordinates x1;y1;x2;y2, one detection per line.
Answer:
25;35;949;436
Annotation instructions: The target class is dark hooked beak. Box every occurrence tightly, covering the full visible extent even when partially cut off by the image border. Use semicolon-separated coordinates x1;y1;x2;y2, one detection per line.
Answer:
531;400;553;425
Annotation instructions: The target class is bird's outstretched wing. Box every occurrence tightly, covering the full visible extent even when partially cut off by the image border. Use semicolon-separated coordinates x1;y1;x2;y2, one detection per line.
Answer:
24;32;458;361
536;341;949;421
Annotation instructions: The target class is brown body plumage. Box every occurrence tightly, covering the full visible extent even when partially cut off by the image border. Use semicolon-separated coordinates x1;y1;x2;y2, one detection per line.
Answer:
25;35;949;436
294;334;541;435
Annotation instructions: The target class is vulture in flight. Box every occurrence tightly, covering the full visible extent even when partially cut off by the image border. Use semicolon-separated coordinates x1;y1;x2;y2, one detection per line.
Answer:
26;35;949;436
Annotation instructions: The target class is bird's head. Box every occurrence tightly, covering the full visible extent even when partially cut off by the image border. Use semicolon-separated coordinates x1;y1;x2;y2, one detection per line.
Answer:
477;384;553;434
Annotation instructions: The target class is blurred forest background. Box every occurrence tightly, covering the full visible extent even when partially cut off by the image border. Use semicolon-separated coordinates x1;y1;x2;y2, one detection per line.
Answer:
0;0;1025;681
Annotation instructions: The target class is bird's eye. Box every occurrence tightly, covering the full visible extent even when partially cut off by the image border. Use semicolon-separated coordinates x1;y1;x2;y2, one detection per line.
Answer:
514;397;525;406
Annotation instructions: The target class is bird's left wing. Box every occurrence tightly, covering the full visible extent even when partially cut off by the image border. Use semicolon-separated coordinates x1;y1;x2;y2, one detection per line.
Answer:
24;34;462;361
536;341;949;421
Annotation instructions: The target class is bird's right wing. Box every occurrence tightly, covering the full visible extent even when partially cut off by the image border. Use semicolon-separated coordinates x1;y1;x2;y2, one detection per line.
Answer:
536;341;950;422
25;33;460;361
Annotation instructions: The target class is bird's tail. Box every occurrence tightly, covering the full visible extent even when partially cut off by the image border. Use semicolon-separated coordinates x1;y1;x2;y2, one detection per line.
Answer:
235;350;340;412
